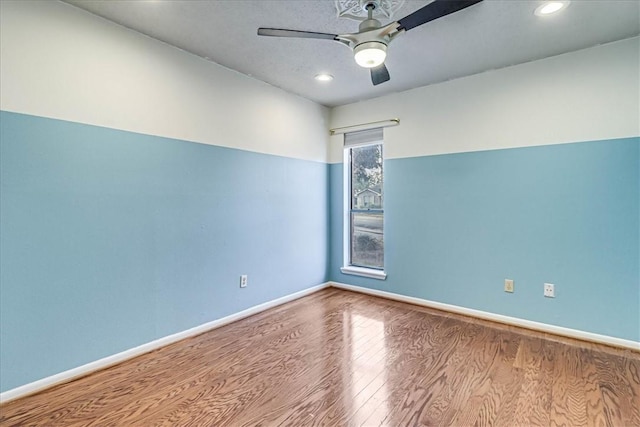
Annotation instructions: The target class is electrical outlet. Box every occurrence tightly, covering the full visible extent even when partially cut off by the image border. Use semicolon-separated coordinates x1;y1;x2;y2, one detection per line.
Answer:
240;275;248;288
544;283;555;298
504;279;514;293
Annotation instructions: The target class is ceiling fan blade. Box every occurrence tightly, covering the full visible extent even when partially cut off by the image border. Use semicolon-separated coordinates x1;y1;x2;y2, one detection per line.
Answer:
371;64;390;86
257;28;338;41
397;0;483;32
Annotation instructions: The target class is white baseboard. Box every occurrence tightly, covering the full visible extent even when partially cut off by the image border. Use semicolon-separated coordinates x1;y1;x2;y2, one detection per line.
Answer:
329;281;640;352
0;282;331;404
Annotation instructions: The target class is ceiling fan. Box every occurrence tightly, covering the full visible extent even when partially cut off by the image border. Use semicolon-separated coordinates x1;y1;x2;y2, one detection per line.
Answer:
257;0;483;86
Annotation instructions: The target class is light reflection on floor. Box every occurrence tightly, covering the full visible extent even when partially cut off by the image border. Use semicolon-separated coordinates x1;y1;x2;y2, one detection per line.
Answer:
344;311;390;425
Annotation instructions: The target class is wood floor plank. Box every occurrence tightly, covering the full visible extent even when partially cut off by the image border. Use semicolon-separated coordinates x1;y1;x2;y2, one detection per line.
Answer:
509;337;552;426
445;331;519;426
2;288;638;427
380;318;480;426
550;343;589;426
592;352;640;426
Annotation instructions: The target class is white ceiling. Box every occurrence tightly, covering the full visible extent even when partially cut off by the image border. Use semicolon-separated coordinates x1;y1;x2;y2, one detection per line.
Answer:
63;0;639;107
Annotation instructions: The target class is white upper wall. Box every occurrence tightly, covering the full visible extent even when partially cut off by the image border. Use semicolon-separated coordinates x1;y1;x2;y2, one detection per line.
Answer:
0;0;329;163
3;1;637;165
329;37;639;162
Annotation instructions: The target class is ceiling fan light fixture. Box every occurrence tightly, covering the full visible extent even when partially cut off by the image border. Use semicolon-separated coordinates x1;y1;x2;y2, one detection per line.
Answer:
257;0;485;85
535;1;570;16
354;41;387;68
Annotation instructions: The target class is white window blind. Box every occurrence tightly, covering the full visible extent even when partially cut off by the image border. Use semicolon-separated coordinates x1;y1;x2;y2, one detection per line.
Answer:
344;127;383;148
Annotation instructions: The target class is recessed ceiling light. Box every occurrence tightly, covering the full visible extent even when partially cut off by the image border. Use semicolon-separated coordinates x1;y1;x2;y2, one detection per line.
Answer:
535;1;570;16
314;73;334;82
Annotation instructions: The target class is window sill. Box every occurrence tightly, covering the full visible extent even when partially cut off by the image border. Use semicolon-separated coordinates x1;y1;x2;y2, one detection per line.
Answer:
340;266;387;280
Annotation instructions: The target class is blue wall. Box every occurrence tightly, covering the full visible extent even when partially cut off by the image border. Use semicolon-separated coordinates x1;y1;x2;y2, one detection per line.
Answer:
0;111;329;392
2;109;638;393
330;138;640;341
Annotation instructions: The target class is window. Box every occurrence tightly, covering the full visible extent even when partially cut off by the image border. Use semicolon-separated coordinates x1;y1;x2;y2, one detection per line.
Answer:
341;128;386;280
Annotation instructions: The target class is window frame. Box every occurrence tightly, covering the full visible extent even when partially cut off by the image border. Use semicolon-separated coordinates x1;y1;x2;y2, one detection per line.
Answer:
340;140;387;280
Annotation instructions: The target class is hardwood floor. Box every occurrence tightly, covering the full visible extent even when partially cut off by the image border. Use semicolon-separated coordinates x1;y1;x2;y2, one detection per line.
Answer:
1;288;639;426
